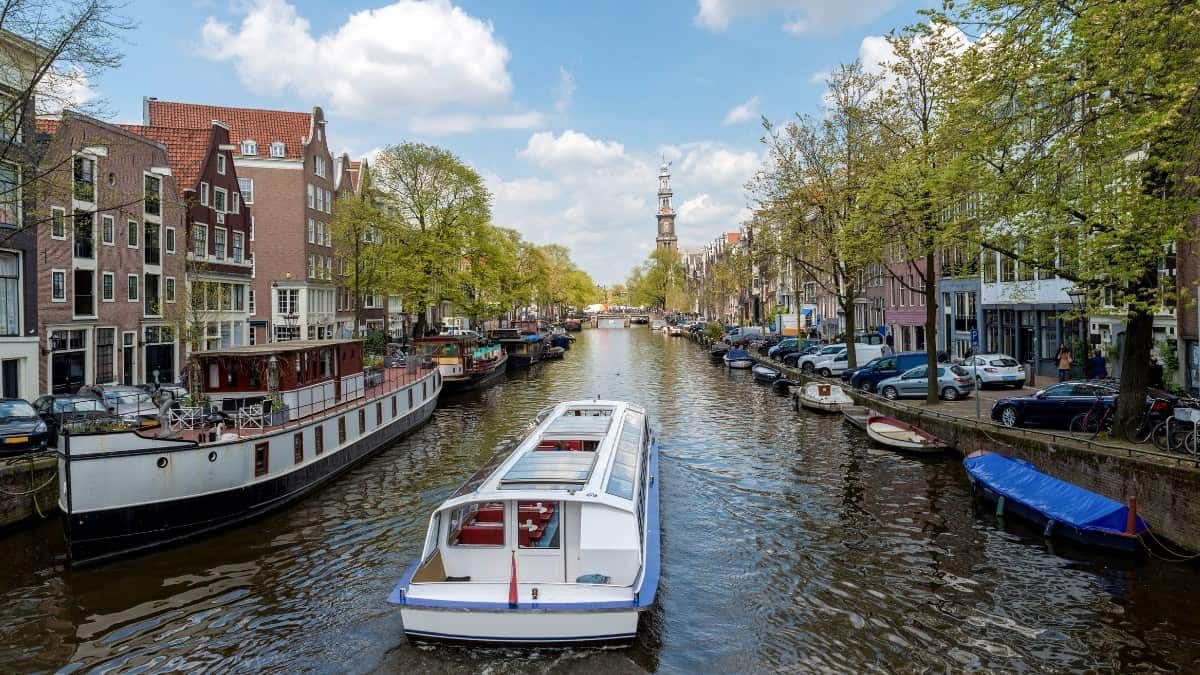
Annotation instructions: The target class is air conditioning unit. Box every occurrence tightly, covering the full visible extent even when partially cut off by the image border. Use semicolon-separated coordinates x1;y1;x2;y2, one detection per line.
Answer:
216;212;225;224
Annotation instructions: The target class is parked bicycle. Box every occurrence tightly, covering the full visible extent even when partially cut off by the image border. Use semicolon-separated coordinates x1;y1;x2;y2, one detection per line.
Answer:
1069;396;1114;439
1151;398;1200;454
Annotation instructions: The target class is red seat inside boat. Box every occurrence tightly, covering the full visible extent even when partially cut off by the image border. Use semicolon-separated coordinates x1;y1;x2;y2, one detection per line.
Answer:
517;521;547;547
458;521;504;545
519;504;553;522
474;505;504;522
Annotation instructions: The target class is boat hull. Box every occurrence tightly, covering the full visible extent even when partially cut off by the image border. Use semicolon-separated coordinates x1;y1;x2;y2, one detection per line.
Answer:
969;479;1143;554
725;359;753;369
796;396;849;413
400;607;640;646
864;417;947;454
442;358;508;393
61;380;440;566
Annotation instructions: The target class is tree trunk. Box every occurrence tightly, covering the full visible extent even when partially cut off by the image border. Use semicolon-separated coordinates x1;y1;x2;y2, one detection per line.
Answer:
841;290;858;369
925;250;940;404
1115;307;1154;430
413;310;428;339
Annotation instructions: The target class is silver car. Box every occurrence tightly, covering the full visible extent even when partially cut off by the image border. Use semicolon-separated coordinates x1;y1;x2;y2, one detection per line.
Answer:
877;364;974;401
959;353;1025;389
84;385;163;427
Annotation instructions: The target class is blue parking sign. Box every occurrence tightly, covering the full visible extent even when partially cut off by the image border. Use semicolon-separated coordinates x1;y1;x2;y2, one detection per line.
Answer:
970;328;979;348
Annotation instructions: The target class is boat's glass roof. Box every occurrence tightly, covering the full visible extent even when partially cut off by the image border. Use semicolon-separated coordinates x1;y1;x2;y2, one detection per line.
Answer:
605;411;644;500
499;452;598;489
543;414;613;438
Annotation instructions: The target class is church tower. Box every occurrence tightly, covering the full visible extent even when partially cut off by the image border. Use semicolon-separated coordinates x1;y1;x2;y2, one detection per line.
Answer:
655;160;677;250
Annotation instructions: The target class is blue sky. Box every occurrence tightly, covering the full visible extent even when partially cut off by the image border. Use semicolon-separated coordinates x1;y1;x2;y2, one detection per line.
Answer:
86;0;924;284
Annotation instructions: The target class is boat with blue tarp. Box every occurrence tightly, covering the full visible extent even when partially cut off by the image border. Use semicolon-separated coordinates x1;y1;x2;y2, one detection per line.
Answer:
490;321;546;368
724;349;753;369
964;450;1148;554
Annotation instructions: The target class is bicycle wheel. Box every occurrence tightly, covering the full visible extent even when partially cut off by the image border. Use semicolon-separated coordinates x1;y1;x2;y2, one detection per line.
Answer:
1122;416;1154;444
1152;421;1172;452
1069;413;1090;434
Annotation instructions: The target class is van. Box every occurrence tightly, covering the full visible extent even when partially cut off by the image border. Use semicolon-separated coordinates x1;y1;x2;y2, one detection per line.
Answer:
849;351;928;392
812;344;885;377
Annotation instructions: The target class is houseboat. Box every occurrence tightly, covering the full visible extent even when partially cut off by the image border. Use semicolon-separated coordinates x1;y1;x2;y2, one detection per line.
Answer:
57;339;442;566
389;399;660;645
490;321;546;368
414;334;508;392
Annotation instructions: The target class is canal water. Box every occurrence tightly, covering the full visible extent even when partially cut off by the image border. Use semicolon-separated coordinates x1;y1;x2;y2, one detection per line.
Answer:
3;327;1200;673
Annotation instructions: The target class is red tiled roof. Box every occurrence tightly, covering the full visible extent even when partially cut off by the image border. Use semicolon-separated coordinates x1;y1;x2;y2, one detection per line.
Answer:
120;124;212;190
145;99;311;159
35;117;59;135
726;232;741;244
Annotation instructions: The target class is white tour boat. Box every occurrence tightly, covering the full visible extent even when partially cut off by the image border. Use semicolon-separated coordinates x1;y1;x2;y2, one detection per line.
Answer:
388;399;660;645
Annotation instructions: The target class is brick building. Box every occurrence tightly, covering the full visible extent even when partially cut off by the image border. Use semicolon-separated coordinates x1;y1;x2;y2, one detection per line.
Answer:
123;121;254;354
36;113;185;392
142;99;336;344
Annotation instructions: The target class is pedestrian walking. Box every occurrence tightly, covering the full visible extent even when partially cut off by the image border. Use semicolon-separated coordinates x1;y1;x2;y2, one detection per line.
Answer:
1056;344;1073;382
1149;356;1165;389
1088;350;1107;379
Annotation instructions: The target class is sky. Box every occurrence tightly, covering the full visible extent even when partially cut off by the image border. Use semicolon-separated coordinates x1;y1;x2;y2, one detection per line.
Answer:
84;0;925;284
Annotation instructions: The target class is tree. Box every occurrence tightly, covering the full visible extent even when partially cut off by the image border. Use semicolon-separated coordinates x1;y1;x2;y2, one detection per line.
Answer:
330;164;393;337
630;247;686;311
943;0;1200;426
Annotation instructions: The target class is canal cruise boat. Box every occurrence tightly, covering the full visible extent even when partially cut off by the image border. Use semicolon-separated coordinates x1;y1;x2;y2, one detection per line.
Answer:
389;399;660;645
414;334;508;392
56;339;442;566
490;321;546;368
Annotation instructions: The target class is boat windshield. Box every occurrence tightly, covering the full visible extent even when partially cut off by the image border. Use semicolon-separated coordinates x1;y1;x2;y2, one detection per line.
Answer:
605;411;644;500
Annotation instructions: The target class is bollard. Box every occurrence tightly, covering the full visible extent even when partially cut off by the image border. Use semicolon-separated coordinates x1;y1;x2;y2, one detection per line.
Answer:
1125;496;1138;535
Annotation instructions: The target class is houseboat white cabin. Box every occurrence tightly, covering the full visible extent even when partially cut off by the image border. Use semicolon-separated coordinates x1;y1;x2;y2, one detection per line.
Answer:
388;399;660;645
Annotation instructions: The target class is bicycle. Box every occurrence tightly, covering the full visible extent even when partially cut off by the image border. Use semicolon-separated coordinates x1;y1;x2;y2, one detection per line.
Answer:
1069;397;1114;439
1151;400;1200;454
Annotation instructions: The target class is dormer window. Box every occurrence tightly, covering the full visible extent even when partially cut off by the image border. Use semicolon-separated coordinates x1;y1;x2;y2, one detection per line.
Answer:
217;154;226;175
241;140;257;156
270;142;285;158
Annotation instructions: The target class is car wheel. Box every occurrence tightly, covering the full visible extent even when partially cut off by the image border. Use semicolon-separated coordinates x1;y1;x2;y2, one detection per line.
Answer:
802;362;814;373
882;386;899;400
858;381;873;393
976;377;984;389
819;368;831;377
999;406;1020;427
941;386;959;401
1011;382;1024;389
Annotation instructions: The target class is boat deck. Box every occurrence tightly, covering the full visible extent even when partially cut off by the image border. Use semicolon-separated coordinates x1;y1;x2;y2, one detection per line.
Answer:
150;365;437;444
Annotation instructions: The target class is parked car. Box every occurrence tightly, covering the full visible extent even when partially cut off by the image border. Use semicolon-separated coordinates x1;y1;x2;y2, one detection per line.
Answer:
0;399;49;456
724;326;771;344
31;394;115;444
79;385;163;428
990;381;1119;429
849;351;929;392
812;344;886;377
755;334;783;355
783;344;824;367
768;338;798;359
958;353;1025;388
842;357;882;383
877;364;974;401
796;344;849;373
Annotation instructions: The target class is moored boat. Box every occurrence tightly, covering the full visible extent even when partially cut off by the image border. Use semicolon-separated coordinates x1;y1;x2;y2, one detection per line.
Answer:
491;321;546;368
414;334;507;393
964;450;1148;554
841;405;871;430
544;345;566;360
794;382;854;412
708;344;729;361
57;340;442;566
752;364;782;383
723;349;753;369
563;319;583;332
389;400;660;645
864;415;948;453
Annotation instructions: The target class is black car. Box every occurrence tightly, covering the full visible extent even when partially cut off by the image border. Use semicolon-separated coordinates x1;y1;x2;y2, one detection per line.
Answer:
0;399;50;456
991;381;1118;428
31;394;115;444
783;345;822;367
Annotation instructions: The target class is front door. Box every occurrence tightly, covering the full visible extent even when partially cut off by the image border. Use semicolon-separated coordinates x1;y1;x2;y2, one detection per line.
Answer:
51;352;85;394
122;332;136;385
515;500;565;583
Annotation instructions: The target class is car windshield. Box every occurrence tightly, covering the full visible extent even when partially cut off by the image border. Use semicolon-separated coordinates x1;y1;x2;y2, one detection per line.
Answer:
103;390;153;405
990;358;1019;367
820;346;840;354
860;358;880;369
0;401;36;417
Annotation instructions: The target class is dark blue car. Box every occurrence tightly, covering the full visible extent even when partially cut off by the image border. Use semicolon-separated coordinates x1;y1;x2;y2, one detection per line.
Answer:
848;352;927;392
990;381;1118;429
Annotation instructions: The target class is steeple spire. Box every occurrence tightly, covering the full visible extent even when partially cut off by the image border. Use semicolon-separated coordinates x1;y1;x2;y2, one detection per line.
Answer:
656;159;677;250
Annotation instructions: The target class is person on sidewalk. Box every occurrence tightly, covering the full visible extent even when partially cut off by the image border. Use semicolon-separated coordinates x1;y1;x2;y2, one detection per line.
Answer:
1149;356;1165;390
1088;350;1107;379
1056;345;1073;382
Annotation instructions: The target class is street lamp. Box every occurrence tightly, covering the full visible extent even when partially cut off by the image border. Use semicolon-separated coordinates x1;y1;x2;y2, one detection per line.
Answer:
1067;286;1087;345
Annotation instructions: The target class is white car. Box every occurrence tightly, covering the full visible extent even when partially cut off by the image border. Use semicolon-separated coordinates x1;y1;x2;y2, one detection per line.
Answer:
797;344;846;372
812;344;885;377
960;353;1025;388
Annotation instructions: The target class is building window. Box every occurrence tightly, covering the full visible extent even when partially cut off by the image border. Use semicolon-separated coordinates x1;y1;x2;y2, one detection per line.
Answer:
294;432;303;464
248;288;255;314
50;207;65;239
324;189;332;214
214;187;227;213
314;155;325;177
127;274;139;302
237;176;254;205
307;183;315;209
101;215;114;245
193;224;208;258
127;219;138;248
0;252;18;336
375;401;382;422
73;210;94;259
254;442;269;477
315;426;324;454
144;273;160;316
165;226;175;253
51;270;65;302
73;156;95;202
0;162;19;227
338;417;346;443
315;187;324;212
358;408;365;435
232;232;244;263
270;142;285;157
199;181;209;206
217;154;226;175
241;140;257;156
307;218;315;243
144;174;162;217
214;227;226;260
316;221;325;246
95;327;115;384
74;270;93;316
232;192;240;214
165;277;175;303
101;272;114;301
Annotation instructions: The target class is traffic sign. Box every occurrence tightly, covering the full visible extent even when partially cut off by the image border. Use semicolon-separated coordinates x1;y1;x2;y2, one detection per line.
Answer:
970;328;979;348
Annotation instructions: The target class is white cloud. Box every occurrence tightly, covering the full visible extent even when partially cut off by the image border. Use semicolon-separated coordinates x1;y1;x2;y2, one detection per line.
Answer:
722;96;760;125
410;111;543;136
694;0;898;35
37;67;97;115
555;66;576;114
201;0;523;128
519;130;626;168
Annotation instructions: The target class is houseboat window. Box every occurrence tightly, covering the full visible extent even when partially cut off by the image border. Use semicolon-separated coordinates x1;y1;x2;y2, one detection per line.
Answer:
294;433;303;464
422;381;427;400
254;442;269;477
516;501;561;549
448;502;505;547
391;396;397;418
358;409;366;435
320;350;332;378
338;417;346;443
408;390;413;408
376;401;382;422
315;426;324;454
605;412;645;500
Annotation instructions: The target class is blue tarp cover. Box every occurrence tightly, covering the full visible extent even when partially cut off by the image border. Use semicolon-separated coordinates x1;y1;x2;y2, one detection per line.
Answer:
964;453;1147;535
522;334;543;343
726;349;751;360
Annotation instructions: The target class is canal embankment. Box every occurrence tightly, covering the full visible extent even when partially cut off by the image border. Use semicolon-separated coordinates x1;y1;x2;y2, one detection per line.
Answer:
0;455;57;529
691;332;1200;554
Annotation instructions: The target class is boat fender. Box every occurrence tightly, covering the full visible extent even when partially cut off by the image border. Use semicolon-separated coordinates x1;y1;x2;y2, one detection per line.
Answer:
996;495;1006;517
1043;519;1055;537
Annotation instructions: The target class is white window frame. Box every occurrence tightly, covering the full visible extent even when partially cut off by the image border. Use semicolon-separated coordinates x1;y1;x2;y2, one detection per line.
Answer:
127;219;138;249
101;215;114;245
241;140;257;156
51;269;66;302
232;192;240;214
248;288;256;314
213;187;228;213
314;155;325;177
200;182;209;206
324;189;332;214
213;226;227;261
165;225;175;254
193;223;208;259
307;218;315;243
127;274;139;302
316;222;324;247
270;142;285;158
217;154;226;175
165;276;176;303
101;271;114;302
307;184;315;209
232;231;244;263
249;215;255;241
238;177;253;205
50;206;66;239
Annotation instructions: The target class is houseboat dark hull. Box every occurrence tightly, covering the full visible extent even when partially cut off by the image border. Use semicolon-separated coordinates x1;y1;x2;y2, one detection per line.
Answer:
442;354;508;393
59;370;441;566
500;339;545;368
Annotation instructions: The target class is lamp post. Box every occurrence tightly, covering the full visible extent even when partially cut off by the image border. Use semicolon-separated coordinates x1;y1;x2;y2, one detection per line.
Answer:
1067;285;1087;346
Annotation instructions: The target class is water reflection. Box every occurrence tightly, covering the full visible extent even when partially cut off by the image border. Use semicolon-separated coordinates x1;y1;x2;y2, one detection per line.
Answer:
1;327;1199;672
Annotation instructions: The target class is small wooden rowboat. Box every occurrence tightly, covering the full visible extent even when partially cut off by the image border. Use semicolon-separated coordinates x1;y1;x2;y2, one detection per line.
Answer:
752;364;782;382
724;349;754;369
841;405;871;430
794;382;854;412
865;415;948;453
